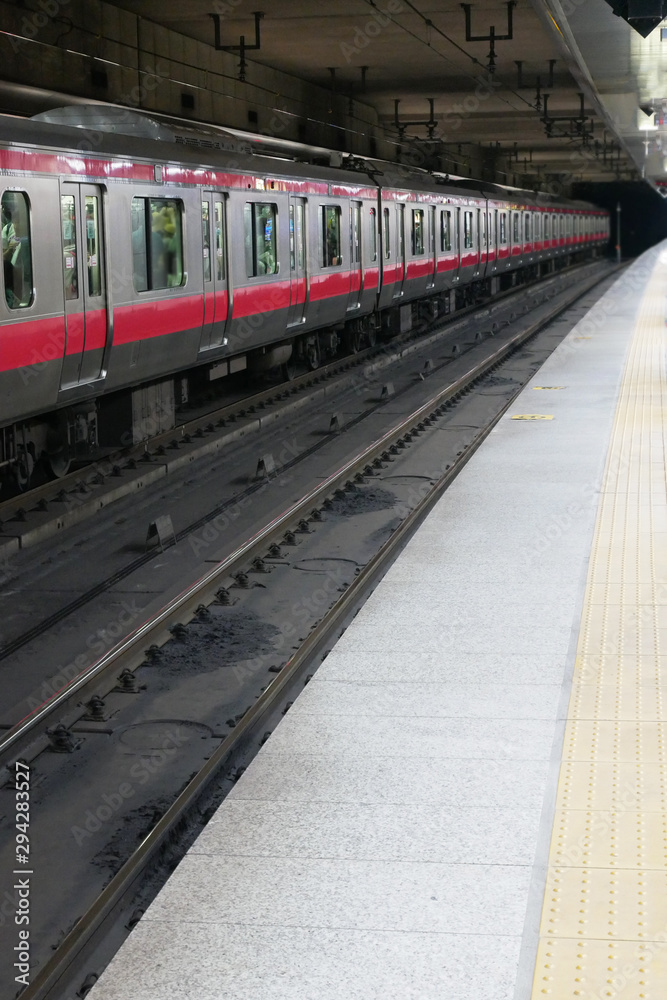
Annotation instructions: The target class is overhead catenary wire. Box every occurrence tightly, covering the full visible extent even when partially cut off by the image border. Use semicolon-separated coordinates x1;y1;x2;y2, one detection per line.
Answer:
360;0;623;172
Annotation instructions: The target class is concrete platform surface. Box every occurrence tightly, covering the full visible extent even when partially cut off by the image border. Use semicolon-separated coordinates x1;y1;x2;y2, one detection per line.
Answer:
87;245;664;1000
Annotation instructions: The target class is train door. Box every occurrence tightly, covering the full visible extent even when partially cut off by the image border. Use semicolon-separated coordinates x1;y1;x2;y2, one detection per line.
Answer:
393;203;405;299
59;182;110;386
456;207;463;268
287;196;307;326
200;194;229;350
348;200;363;310
427;205;436;289
478;208;484;268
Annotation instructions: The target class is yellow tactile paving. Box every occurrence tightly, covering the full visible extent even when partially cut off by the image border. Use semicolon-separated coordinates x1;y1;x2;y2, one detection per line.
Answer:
539;869;667;940
530;254;667;999
534;938;667;998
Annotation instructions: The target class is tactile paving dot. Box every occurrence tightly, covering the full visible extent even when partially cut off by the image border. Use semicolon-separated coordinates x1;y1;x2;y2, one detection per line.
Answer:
562;721;667;763
530;262;667;998
569;683;667;722
556;761;667;812
549;809;667;870
539;868;667;940
533;937;667;997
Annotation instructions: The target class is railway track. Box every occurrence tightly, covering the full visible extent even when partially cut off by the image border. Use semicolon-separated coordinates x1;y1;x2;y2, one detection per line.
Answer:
0;260;606;675
0;259;601;556
0;259;621;1000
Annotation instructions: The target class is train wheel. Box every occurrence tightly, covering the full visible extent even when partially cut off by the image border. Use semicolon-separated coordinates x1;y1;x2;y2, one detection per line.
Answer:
45;419;72;478
46;450;72;478
281;357;297;382
366;325;377;349
344;328;363;354
305;337;321;371
14;452;34;491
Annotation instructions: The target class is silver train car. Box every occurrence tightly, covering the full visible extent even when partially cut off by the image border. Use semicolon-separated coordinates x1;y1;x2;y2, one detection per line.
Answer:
0;107;610;485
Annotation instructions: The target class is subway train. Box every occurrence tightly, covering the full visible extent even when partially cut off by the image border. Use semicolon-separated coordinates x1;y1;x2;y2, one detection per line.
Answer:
0;105;610;486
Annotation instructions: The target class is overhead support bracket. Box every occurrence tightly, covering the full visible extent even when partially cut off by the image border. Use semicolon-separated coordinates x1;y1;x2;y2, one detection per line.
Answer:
515;59;556;111
393;98;438;141
541;92;595;143
210;10;264;82
460;2;516;74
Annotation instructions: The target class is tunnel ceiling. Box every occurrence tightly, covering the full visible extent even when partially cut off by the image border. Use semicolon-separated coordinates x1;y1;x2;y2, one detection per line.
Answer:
4;0;667;191
105;0;663;186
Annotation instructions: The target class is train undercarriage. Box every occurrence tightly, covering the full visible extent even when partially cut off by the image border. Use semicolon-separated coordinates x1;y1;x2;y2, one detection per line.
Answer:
0;248;599;495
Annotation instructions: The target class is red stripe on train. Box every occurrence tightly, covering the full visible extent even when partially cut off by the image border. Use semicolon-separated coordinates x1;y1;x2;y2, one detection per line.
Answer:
310;271;353;301
232;281;291;318
114;295;203;345
0;315;65;372
364;267;379;290
204;290;229;326
84;309;107;351
406;259;434;279
290;277;307;306
436;256;458;273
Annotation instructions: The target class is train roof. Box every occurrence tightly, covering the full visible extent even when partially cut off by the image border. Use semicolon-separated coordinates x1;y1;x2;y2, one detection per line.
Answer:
0;106;605;214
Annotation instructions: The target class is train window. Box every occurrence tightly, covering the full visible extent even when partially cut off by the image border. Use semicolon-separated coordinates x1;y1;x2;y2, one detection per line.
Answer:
512;213;519;243
524;214;531;242
85;196;102;296
383;207;391;259
440;210;452;252
202;202;212;283
131;198;147;292
61;194;79;301
480;211;486;248
322;206;341;267
352;203;361;263
369;208;377;263
499;213;507;244
397;205;405;258
544;215;550;240
215;201;225;280
296;203;305;270
289;205;295;271
2;191;33;310
151;199;183;288
463;211;473;250
131;197;184;291
412;209;424;254
244;202;278;276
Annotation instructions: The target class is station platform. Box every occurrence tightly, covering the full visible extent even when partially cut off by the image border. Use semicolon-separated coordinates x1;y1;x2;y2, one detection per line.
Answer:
89;242;667;1000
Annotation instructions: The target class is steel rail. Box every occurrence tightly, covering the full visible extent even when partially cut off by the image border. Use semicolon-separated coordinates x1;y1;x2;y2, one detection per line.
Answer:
0;263;609;668
0;259;600;525
13;261;616;1000
0;264;611;761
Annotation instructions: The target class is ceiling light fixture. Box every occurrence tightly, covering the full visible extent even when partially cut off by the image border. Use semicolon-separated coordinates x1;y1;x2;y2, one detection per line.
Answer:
602;0;667;37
